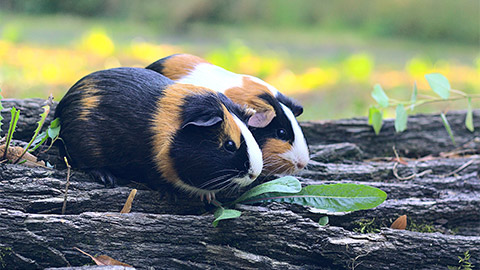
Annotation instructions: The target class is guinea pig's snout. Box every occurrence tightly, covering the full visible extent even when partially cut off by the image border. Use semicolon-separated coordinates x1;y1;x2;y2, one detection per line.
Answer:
244;161;259;180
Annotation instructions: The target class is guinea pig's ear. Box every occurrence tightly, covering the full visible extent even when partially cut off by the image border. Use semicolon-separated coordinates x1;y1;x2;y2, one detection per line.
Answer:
248;109;276;128
276;92;304;117
291;104;304;117
181;115;223;129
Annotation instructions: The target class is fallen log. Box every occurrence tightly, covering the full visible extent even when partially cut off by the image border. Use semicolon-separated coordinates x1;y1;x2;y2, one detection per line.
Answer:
0;99;479;269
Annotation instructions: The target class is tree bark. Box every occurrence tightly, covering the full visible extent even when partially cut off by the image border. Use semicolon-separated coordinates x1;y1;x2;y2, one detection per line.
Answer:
1;99;479;269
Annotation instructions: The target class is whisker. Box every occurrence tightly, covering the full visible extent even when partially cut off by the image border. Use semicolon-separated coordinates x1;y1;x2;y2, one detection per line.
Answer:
198;174;231;189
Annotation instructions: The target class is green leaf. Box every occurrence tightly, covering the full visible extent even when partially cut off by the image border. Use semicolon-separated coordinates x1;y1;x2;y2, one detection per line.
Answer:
371;84;389;108
212;207;242;227
5;107;20;147
234;176;301;204
440;113;456;145
29;131;48;152
394;104;408;132
465;97;474;132
3;107;20;160
367;106;375;125
243;183;387;213
410;81;417;111
50;118;60;128
425;73;450;99
318;216;329;226
31;118;61;152
47;125;60;139
369;107;383;135
15;105;50;163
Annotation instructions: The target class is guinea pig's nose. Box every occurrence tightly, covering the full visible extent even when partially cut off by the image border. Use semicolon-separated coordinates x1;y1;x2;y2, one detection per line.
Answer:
297;161;307;170
248;172;258;179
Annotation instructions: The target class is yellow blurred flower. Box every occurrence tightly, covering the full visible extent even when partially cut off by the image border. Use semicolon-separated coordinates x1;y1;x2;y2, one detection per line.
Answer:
129;41;179;63
406;57;432;77
80;28;115;57
299;67;339;90
343;53;374;82
0;40;12;60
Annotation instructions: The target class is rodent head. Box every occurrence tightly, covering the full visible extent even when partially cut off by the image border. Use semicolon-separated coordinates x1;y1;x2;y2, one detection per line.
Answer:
146;54;309;175
225;77;309;175
151;83;262;197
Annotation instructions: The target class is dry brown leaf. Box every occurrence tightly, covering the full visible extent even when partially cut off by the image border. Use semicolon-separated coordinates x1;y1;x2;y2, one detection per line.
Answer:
95;255;132;267
0;145;45;167
120;189;137;213
74;247;132;267
390;215;407;230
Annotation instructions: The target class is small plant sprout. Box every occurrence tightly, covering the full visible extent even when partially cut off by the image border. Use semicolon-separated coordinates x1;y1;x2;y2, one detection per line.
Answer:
369;73;478;142
14;105;50;163
1;94;61;165
448;250;474;270
2;107;20;161
30;117;61;152
318;216;329;226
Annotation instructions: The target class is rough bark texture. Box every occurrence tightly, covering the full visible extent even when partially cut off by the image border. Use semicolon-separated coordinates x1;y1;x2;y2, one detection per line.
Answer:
1;99;479;270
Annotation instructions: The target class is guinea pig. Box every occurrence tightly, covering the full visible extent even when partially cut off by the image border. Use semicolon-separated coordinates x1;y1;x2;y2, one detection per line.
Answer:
54;67;263;201
146;54;309;175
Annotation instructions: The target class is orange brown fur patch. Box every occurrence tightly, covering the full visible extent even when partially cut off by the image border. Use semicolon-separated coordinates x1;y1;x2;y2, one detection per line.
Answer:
76;81;100;121
261;138;295;174
150;83;217;185
162;54;208;80
220;104;241;147
224;77;276;115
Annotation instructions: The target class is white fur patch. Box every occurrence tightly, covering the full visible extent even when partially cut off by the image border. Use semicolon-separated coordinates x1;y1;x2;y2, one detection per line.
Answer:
176;63;279;97
279;103;309;171
232;115;263;185
176;63;243;93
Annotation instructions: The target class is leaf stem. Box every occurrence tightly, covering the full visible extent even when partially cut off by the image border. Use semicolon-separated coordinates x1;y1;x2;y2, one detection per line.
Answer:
450;88;468;97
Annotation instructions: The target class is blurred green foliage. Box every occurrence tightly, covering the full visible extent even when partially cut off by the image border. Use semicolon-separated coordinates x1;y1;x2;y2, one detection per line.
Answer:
0;0;478;121
1;0;479;44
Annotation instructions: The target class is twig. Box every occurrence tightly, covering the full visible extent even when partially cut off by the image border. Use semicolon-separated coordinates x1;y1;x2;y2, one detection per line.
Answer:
349;250;371;270
439;159;476;178
62;157;71;215
392;162;432;180
392;146;432;180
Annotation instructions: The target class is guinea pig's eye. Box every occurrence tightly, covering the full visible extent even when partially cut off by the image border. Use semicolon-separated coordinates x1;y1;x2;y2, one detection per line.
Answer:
276;128;288;140
224;140;237;152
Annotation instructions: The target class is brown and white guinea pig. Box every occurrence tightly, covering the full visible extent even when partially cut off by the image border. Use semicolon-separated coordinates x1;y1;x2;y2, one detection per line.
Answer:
54;67;263;201
146;54;309;175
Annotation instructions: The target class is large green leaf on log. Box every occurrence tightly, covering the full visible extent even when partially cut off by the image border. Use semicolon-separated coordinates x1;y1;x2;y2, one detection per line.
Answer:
242;183;387;213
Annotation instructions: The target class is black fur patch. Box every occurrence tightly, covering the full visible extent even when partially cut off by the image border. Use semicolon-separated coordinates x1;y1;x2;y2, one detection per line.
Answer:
218;93;252;123
54;68;174;187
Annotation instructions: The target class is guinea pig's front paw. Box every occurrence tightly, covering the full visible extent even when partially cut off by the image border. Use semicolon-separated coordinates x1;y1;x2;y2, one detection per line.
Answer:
199;192;216;204
89;169;117;188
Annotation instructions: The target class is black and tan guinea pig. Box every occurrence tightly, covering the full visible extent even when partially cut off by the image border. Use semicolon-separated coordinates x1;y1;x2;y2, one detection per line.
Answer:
146;54;309;175
54;67;263;201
